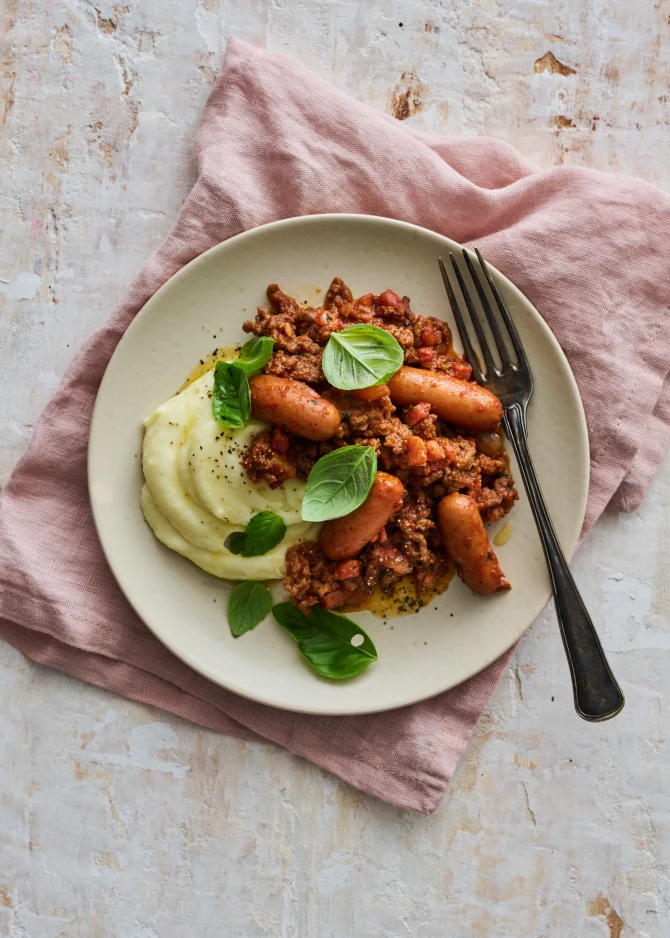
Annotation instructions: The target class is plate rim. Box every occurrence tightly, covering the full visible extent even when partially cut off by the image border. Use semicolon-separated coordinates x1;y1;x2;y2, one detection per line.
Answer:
89;213;590;714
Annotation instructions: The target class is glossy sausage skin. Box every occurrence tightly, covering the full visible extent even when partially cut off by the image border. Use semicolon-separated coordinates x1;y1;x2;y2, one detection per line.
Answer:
387;367;502;431
319;472;405;561
437;493;510;594
249;376;341;442
351;383;389;403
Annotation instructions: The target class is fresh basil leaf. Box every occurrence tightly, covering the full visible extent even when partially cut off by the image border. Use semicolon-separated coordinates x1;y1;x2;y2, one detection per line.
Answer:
225;512;286;557
273;602;377;679
322;324;404;390
212;361;250;429
301;445;377;522
241;511;286;557
227;532;247;555
228;581;272;637
234;337;275;376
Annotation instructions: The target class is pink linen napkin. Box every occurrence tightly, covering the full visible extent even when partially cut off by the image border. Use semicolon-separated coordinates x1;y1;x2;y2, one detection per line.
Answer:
1;39;670;815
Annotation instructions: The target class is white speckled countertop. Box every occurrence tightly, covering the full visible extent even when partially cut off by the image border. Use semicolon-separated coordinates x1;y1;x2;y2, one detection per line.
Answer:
1;2;669;934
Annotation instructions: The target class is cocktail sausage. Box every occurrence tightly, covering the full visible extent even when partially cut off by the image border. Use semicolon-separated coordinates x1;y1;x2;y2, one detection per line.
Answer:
319;472;405;561
437;493;510;594
388;367;502;431
249;375;341;442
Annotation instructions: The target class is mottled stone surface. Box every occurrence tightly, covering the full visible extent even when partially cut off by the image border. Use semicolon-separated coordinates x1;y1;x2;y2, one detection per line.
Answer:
1;1;669;934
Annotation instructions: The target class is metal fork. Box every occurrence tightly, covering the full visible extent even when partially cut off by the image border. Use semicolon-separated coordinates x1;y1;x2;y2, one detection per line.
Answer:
438;250;625;722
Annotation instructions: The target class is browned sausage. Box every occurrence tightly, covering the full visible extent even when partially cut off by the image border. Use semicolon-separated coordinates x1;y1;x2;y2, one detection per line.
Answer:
387;366;502;431
437;493;510;594
319;472;405;561
249;375;341;442
351;383;389;403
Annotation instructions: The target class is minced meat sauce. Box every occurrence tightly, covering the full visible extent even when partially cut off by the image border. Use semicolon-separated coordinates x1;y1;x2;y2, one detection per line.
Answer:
241;279;518;615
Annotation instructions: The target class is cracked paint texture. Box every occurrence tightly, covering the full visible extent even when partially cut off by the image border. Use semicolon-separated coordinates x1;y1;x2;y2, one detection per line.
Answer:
1;0;670;935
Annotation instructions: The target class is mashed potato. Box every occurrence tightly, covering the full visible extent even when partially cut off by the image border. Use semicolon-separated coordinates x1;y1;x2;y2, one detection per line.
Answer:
141;370;319;579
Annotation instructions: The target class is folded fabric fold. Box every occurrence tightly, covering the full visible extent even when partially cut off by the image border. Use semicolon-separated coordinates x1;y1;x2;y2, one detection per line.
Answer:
1;38;669;814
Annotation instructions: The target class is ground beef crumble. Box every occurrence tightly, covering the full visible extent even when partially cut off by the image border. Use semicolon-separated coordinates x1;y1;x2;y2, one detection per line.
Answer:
284;492;450;615
243;281;473;385
241;278;518;613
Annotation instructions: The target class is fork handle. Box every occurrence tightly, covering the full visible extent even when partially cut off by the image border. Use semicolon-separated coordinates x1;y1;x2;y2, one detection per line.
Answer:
503;403;625;722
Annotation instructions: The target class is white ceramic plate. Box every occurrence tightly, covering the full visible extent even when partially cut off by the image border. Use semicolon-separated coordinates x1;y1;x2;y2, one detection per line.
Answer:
89;215;589;715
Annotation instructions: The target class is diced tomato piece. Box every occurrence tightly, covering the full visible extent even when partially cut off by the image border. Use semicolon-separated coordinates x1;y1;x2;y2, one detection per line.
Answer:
376;290;403;309
426;439;445;462
450;360;473;381
271;427;290;454
339;588;369;607
440;439;458;462
321;590;347;610
406;436;427;467
355;292;375;307
406;402;431;425
417;347;435;366
420;326;441;346
335;560;361;580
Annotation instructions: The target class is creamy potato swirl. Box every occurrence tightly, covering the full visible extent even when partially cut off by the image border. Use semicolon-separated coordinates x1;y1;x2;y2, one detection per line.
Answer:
141;370;319;579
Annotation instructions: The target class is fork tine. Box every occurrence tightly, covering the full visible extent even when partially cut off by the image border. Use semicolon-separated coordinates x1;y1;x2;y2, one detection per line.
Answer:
438;257;484;384
474;248;529;370
462;249;513;370
449;254;499;378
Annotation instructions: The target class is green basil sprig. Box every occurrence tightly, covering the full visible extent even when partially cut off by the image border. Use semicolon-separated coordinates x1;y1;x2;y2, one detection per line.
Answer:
211;337;274;430
234;337;275;376
227;511;286;557
228;581;272;637
212;360;250;429
227;532;247;554
273;602;377;679
322;324;404;390
301;445;377;522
